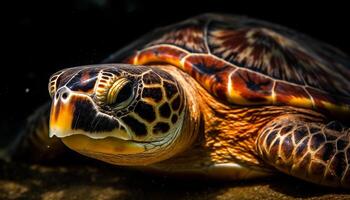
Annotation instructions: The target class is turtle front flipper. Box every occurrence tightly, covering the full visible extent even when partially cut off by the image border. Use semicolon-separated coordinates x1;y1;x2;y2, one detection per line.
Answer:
257;115;350;188
5;102;71;163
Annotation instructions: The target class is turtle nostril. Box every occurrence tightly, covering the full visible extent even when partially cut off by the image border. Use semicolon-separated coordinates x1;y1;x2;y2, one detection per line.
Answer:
62;92;69;100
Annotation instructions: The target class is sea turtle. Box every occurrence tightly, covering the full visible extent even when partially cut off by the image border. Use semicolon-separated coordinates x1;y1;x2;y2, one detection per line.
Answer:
9;14;350;188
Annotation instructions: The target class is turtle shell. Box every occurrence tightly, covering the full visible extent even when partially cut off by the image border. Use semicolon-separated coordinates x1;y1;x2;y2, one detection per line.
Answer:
104;14;350;116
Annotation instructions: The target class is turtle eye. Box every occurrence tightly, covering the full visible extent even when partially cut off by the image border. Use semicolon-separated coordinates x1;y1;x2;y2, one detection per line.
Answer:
107;78;134;108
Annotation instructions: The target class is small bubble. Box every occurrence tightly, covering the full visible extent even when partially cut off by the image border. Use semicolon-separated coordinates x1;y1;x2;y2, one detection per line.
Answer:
25;88;30;93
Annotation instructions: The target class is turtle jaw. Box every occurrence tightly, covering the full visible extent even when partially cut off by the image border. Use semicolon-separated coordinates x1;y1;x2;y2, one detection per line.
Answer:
49;88;148;157
61;135;146;156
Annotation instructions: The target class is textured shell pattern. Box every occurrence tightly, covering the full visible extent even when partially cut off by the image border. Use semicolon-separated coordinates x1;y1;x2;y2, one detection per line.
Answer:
104;14;350;116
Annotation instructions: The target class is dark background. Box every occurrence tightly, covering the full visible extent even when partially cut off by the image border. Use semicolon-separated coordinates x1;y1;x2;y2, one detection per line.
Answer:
1;0;350;145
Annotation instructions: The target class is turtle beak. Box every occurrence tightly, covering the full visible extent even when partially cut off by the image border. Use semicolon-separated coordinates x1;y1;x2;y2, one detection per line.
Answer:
48;86;138;142
49;87;83;138
49;87;126;139
49;87;146;157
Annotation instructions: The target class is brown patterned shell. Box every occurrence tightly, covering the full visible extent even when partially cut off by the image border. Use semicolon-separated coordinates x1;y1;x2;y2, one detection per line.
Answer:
104;13;350;117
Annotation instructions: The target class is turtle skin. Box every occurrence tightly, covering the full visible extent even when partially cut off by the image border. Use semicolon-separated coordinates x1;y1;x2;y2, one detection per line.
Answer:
8;14;350;188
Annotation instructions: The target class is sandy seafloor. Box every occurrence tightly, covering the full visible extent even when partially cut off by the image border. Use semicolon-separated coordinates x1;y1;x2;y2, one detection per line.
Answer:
0;159;349;200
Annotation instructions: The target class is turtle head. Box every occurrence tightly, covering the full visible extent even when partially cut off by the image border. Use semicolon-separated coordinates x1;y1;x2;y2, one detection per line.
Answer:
48;64;196;165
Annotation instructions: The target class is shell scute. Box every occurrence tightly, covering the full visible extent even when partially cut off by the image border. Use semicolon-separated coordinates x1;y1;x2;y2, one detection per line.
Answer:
132;45;188;67
274;82;313;108
228;69;274;104
182;54;232;101
146;22;208;53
